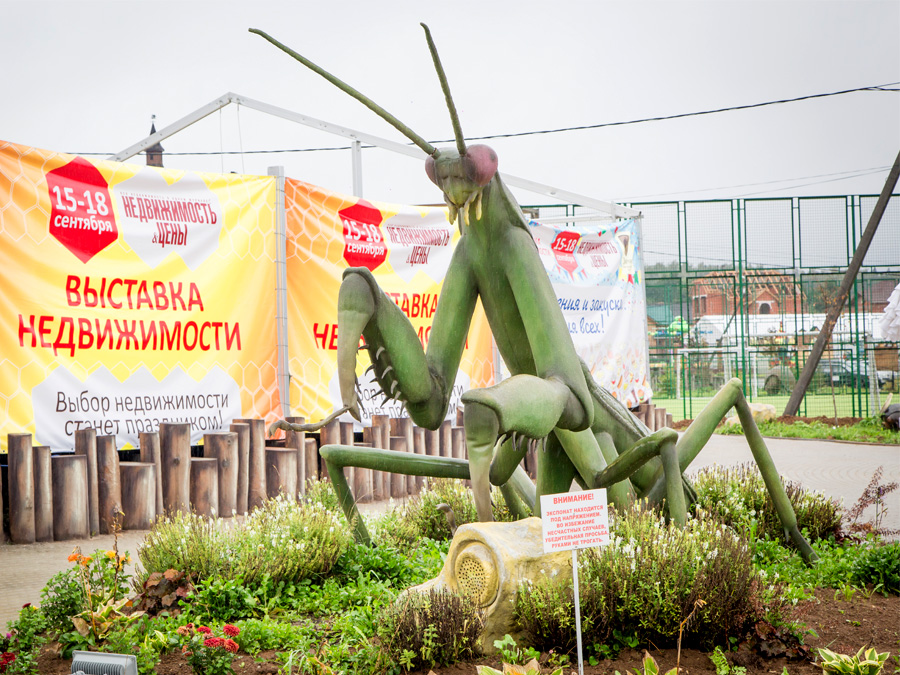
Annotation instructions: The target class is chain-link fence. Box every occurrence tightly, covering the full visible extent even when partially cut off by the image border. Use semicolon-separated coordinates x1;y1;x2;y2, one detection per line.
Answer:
531;195;900;421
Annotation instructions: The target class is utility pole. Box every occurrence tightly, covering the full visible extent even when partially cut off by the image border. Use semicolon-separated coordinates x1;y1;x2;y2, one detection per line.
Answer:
784;150;900;416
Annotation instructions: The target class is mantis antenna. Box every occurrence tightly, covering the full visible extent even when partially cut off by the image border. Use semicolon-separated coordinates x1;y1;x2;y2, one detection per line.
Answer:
249;28;437;157
420;23;467;157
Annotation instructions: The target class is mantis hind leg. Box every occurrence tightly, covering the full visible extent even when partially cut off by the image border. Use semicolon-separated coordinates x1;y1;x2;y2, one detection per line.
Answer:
643;378;817;564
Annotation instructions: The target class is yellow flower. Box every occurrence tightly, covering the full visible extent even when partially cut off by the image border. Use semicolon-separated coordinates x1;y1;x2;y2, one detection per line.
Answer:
106;550;117;559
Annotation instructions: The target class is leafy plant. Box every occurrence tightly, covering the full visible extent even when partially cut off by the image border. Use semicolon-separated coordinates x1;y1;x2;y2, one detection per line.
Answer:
849;541;900;595
691;463;842;542
477;659;562;675
183;577;258;623
177;623;240;675
377;589;483;670
817;646;890;675
130;569;195;617
622;650;678;675
138;494;351;587
709;645;747;675
38;568;83;634
842;467;900;539
492;634;540;665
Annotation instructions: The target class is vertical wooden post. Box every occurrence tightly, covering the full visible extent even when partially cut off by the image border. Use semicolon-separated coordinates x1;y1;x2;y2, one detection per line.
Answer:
234;419;266;510
319;420;341;484
439;420;453;458
362;425;383;500
284;416;306;496
190;458;219;518
119;463;156;530
0;449;5;543
96;435;122;535
413;426;427;491
303;438;319;485
229;422;250;514
266;449;298;498
139;431;164;518
74;428;99;534
205;432;238;517
388;435;408;499
32;445;53;542
8;433;35;544
391;417;416;494
352;442;374;503
159;422;191;515
425;428;440;457
451;427;466;460
371;415;390;498
51;454;89;540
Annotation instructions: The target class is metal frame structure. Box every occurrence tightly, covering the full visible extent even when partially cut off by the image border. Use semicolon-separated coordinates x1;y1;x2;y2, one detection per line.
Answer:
108;93;642;417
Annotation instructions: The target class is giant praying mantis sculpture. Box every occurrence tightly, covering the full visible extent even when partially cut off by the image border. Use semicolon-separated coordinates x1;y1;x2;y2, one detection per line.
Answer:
253;26;817;563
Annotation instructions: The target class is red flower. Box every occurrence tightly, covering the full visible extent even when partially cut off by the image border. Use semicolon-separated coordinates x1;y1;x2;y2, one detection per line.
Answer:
222;623;240;637
224;639;239;654
203;637;224;648
197;625;212;634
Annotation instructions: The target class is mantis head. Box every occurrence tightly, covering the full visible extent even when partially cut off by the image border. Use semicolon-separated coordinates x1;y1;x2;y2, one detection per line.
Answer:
249;24;498;227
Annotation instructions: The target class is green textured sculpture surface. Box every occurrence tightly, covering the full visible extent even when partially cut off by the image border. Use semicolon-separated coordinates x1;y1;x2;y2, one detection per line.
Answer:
255;25;817;564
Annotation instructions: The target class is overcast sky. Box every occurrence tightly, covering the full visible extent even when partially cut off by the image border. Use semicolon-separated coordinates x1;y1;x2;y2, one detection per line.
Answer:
3;1;898;209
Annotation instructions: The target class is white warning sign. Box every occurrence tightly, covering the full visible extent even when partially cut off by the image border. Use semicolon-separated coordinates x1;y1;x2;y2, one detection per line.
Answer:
540;488;610;553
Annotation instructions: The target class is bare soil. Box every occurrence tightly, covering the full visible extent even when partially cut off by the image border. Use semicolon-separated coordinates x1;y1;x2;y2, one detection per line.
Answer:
33;591;899;674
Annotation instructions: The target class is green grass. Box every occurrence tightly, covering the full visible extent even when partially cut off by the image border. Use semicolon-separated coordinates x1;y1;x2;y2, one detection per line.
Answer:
717;416;899;445
654;391;877;422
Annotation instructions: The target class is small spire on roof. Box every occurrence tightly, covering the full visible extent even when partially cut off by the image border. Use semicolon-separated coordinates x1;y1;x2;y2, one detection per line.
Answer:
146;114;164;167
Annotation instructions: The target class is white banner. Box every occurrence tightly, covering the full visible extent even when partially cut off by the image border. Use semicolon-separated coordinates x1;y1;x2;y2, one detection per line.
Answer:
529;218;652;408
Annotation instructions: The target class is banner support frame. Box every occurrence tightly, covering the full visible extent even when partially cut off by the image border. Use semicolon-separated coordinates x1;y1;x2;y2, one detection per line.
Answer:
269;165;291;417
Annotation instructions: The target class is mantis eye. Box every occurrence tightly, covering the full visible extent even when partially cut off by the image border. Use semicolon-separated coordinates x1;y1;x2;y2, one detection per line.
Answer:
464;145;498;186
425;155;439;186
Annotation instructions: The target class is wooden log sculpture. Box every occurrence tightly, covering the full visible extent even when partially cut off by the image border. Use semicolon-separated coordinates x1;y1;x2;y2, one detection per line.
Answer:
340;421;355;497
391;417;416;495
96;434;122;535
204;432;238;517
8;433;35;544
74;427;99;534
119;462;157;530
234;418;266;510
229;422;250;514
139;431;164;517
362;424;384;499
32;445;53;542
190;457;219;518
266;448;298;498
159;422;191;515
51;454;89;540
284;416;306;495
388;435;409;499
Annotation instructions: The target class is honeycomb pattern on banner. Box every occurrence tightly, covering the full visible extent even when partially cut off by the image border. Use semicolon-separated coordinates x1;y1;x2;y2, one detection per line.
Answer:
284;178;495;424
0;141;281;451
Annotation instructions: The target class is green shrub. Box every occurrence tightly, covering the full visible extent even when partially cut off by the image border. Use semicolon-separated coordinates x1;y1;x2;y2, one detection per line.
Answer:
137;512;230;584
39;568;83;633
690;463;842;542
380;478;523;544
515;576;579;654
517;502;787;653
138;494;351;587
849;541;900;595
377;589;483;670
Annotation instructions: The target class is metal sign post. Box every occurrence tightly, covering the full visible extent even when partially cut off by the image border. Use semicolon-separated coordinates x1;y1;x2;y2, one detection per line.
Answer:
540;488;611;675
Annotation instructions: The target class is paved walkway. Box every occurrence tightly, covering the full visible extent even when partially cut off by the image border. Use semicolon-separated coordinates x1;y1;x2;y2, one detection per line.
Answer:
0;435;897;630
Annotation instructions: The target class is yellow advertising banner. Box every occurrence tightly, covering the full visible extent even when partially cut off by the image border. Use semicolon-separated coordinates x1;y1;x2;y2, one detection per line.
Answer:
0;141;281;452
285;178;495;425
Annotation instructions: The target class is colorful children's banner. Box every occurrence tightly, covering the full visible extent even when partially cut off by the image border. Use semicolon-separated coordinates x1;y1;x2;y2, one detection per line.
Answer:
0;141;281;451
284;179;495;425
528;218;652;407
